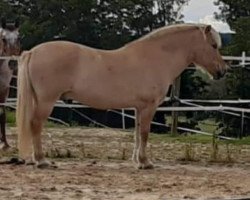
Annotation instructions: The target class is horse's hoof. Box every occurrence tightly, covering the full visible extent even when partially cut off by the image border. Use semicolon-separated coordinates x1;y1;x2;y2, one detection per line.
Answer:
132;156;138;164
0;157;25;165
138;162;154;170
0;143;10;151
13;158;26;165
26;159;36;166
37;160;57;169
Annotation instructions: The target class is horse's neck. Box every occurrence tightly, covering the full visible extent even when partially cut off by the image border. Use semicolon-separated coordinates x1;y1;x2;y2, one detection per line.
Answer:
124;32;193;84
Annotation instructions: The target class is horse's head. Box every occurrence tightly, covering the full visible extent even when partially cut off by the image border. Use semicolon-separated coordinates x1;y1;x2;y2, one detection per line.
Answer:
193;25;228;80
1;18;21;56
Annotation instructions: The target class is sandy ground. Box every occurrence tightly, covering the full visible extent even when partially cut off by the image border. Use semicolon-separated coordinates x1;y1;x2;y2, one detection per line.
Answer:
0;127;250;200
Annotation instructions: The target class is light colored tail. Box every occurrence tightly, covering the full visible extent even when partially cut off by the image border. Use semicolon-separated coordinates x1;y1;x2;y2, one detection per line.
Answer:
16;51;36;160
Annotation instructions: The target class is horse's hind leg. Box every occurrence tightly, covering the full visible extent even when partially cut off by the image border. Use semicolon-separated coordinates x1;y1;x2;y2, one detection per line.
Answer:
0;89;10;150
30;101;55;168
0;106;10;150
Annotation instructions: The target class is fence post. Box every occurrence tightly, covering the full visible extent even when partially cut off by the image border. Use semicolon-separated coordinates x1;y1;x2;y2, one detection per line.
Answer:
240;111;244;139
122;109;126;130
241;51;246;67
239;52;246;139
171;76;181;135
65;100;73;126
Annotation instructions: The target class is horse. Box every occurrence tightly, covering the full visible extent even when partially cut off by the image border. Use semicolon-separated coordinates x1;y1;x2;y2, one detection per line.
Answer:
0;18;21;150
17;23;227;169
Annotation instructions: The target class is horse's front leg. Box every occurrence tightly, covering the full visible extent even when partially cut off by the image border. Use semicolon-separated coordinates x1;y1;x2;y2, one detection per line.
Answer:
136;106;156;169
0;106;10;150
132;109;141;164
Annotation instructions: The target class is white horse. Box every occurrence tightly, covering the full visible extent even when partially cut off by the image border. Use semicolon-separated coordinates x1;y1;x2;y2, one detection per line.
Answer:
0;19;20;150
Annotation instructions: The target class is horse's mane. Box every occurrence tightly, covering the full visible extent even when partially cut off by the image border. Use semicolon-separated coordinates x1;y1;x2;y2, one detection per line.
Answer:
127;23;222;48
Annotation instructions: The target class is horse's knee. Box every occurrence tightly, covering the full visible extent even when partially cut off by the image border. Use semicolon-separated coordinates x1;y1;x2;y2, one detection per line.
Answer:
31;116;43;133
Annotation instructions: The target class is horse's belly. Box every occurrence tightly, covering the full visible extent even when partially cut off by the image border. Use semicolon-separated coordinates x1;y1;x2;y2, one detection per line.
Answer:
70;79;164;110
71;88;136;110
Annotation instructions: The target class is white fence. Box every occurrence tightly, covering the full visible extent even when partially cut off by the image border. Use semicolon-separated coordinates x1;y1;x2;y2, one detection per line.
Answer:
223;51;250;67
1;52;250;139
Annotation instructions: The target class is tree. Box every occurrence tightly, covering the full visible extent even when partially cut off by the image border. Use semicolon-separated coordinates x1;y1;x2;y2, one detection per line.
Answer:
1;0;190;50
1;0;193;132
214;0;250;137
215;0;250;55
215;0;250;99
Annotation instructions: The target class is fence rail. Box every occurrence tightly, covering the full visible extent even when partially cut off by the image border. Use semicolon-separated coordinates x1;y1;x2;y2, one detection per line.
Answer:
2;52;250;139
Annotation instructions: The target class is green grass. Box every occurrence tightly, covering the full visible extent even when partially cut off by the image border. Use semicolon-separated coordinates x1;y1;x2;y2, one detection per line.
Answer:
226;136;250;145
5;110;250;146
6;110;66;128
150;133;250;145
6;111;15;126
45;121;67;128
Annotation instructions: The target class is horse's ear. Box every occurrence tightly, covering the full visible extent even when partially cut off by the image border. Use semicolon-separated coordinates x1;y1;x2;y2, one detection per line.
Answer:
15;18;20;28
204;25;212;34
1;18;6;29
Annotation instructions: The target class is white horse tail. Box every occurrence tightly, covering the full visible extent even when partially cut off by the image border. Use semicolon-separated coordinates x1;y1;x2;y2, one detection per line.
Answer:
17;51;36;160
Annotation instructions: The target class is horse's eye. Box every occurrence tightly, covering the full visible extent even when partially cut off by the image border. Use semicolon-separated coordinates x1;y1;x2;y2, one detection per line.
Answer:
212;44;217;49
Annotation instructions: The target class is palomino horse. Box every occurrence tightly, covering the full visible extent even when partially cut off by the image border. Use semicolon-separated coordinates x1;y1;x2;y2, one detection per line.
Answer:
17;24;227;169
0;19;21;150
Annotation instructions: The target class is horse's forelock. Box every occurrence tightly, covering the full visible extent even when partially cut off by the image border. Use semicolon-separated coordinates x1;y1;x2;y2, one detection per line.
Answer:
210;28;222;48
196;24;222;48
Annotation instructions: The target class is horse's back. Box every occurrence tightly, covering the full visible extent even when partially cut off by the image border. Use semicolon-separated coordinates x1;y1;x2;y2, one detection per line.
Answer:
28;41;104;72
31;41;90;59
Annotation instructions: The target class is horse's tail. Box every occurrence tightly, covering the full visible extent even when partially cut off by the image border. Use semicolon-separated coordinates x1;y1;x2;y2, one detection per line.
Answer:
16;50;36;160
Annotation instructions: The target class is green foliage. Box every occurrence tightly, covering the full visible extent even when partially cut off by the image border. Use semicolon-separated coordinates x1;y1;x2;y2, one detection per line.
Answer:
0;0;189;50
215;0;250;29
213;0;250;137
180;70;210;99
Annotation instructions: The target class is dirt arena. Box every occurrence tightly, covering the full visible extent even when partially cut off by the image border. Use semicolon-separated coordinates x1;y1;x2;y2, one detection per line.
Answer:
1;127;250;200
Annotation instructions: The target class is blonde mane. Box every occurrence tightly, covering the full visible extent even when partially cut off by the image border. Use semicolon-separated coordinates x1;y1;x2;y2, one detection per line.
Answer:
129;23;222;48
